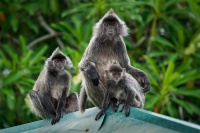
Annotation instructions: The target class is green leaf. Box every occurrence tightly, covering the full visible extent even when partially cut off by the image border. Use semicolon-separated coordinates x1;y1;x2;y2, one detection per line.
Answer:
176;59;192;73
29;45;48;66
174;87;200;98
150;36;175;49
7;96;15;110
163;62;175;86
19;36;27;56
3;71;28;87
166;102;179;118
173;98;200;115
2;88;15;100
173;70;200;86
144;56;159;77
10;15;19;32
145;94;160;109
50;0;59;13
61;3;92;17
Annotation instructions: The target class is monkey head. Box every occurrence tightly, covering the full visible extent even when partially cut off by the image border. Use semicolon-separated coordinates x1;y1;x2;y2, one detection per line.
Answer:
46;48;73;71
105;62;126;82
93;8;128;39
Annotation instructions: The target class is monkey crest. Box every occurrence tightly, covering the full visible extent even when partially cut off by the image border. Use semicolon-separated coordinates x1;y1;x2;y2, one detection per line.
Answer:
93;8;128;37
46;47;73;71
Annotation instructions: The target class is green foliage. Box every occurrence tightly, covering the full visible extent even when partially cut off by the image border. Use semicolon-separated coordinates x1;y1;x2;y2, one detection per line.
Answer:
0;36;48;127
0;0;200;128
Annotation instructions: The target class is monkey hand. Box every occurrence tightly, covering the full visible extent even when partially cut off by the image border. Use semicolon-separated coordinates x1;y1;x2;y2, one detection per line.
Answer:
85;63;99;86
125;104;131;117
51;112;61;125
136;72;150;93
141;76;150;93
91;77;99;86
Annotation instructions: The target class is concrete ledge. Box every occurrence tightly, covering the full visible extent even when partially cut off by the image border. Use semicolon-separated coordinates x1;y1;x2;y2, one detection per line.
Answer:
0;107;200;133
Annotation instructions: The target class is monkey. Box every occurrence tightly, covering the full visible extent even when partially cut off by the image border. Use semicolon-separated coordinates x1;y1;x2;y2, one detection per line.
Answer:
79;9;150;113
28;48;79;125
95;61;145;120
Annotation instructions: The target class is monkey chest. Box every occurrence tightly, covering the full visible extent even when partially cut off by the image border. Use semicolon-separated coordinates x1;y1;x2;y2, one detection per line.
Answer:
50;85;65;100
96;51;118;80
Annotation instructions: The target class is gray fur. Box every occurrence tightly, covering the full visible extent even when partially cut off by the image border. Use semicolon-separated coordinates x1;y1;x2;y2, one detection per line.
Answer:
29;47;78;125
79;9;150;113
95;63;145;120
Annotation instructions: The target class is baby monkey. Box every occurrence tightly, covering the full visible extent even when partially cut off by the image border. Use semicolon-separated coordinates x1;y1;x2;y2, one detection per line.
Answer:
95;61;145;120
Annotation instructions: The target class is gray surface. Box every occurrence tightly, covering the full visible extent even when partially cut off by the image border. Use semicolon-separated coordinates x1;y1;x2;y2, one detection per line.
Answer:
1;107;200;133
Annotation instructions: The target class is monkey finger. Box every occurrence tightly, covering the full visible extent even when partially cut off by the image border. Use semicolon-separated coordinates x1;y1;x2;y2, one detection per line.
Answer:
143;81;150;93
60;111;65;118
95;110;105;120
125;106;130;117
119;104;125;112
56;113;61;122
51;118;57;125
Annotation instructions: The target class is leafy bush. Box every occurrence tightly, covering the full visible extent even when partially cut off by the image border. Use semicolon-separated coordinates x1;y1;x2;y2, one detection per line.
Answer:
0;0;200;128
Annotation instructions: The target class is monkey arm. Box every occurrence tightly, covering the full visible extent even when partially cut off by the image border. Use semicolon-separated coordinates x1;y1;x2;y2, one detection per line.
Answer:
39;92;56;117
116;41;150;93
79;59;99;86
126;66;150;93
56;89;67;114
124;89;135;117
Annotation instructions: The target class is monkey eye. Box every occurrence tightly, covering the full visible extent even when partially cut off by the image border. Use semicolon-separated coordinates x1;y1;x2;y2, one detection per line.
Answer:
104;23;109;27
54;60;58;64
113;22;118;27
113;73;116;76
61;60;65;63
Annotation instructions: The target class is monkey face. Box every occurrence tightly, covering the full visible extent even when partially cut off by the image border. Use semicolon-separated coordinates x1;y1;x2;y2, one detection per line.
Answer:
53;59;66;70
103;21;119;37
111;71;122;81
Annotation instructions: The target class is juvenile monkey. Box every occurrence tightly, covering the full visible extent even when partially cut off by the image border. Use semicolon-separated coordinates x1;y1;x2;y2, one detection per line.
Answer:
28;48;78;125
79;9;150;113
95;61;145;120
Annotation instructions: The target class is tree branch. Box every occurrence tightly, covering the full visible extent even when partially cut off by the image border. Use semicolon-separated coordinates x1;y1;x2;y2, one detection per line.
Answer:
28;10;65;49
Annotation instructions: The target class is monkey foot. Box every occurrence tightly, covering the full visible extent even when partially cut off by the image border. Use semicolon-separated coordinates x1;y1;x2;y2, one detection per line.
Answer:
95;110;105;120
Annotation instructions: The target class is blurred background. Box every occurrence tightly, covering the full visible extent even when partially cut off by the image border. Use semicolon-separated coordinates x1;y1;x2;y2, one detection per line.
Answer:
0;0;200;129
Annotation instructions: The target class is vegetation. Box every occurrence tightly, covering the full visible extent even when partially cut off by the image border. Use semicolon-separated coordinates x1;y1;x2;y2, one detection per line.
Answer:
0;0;200;128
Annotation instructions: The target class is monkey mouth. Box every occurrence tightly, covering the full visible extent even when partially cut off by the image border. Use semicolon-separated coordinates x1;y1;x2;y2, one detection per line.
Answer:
108;32;114;36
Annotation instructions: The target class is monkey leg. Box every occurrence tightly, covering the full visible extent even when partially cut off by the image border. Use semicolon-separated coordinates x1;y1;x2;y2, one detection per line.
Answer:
124;91;134;117
65;92;79;113
30;90;58;124
29;90;50;119
126;66;150;93
95;92;111;120
110;98;118;112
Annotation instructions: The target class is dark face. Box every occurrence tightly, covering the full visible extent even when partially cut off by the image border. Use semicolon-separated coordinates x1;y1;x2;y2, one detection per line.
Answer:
103;21;118;37
53;59;66;70
111;71;122;81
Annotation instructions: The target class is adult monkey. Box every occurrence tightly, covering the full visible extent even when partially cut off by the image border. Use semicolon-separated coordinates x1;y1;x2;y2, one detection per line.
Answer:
79;9;150;113
29;48;79;125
